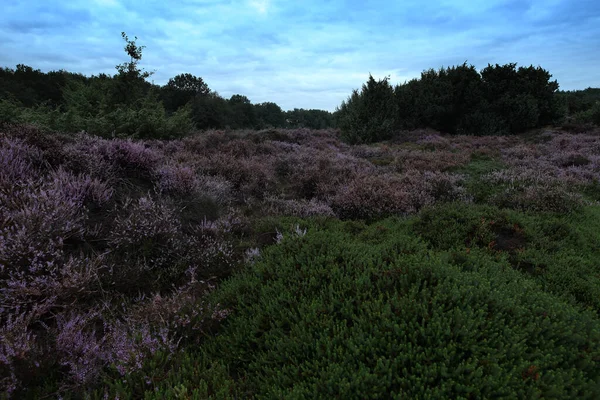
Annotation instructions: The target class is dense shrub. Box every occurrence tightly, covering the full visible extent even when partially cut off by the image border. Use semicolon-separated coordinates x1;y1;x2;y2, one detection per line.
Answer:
105;218;600;398
414;202;600;313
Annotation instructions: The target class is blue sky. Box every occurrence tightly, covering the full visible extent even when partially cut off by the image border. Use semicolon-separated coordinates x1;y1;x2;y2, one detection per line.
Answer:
1;0;599;111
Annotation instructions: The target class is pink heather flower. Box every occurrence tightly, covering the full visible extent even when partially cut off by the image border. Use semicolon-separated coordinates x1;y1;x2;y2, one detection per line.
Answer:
0;137;43;187
154;163;199;196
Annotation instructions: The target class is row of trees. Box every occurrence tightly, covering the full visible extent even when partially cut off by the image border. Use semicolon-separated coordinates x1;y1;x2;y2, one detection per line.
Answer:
2;32;597;142
336;63;588;144
557;88;600;127
0;33;336;139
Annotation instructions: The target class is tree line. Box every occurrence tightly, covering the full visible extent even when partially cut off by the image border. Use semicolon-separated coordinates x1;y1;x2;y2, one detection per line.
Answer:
1;32;598;142
337;63;600;144
0;33;336;139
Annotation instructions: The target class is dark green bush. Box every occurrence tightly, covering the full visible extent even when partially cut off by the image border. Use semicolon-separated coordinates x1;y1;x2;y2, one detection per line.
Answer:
339;63;565;141
414;203;600;313
101;216;600;399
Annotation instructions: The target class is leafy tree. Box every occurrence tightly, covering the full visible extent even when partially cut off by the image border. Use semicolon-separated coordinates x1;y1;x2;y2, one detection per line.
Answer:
284;108;335;129
480;63;562;132
161;73;210;113
191;92;231;129
0;65;73;108
115;32;153;81
254;102;285;128
558;88;600;119
228;94;257;128
343;63;565;140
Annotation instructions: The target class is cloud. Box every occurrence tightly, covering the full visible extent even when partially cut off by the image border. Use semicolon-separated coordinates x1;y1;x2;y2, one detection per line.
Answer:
248;0;269;14
0;0;599;111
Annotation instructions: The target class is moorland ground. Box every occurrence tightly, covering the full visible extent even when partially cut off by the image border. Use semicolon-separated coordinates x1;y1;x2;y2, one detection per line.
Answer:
2;124;600;398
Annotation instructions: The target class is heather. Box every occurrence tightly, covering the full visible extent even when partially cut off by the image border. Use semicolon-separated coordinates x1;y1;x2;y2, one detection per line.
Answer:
2;124;600;398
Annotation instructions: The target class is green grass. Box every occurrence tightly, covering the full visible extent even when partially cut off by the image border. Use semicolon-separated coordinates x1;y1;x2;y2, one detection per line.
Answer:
98;206;600;399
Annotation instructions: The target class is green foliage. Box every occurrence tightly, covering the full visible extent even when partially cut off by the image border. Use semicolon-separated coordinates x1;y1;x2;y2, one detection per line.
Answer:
415;202;600;313
227;94;257;129
480;63;562;132
0;29;337;137
337;75;397;144
105;214;600;398
285;108;336;129
0;65;74;108
559;88;600;117
572;101;600;126
0;97;23;125
340;63;565;141
161;73;210;113
254;102;285;128
400;63;484;134
115;32;153;82
191;92;232;130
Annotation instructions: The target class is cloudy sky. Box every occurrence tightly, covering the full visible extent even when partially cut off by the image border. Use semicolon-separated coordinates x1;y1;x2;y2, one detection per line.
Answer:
1;0;599;111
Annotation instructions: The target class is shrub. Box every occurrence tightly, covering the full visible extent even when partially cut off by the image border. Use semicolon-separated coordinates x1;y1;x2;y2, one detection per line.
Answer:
154;163;198;196
107;218;600;398
337;75;397;144
0;99;23;125
330;173;411;219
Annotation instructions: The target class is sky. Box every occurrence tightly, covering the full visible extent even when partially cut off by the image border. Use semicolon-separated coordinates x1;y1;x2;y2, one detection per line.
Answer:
1;0;599;112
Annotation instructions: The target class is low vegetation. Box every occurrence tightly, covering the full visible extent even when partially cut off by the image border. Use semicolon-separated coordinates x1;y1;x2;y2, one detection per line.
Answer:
2;122;600;398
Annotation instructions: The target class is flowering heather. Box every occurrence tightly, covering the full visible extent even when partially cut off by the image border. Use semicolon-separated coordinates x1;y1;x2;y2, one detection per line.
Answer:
490;183;584;213
0;137;43;187
154;163;199;196
108;196;180;249
61;134;164;182
196;174;234;205
105;138;163;173
0;181;86;274
49;167;114;208
331;173;412;219
197;152;277;199
0;126;241;396
263;196;336;218
331;170;468;219
55;311;106;385
392;148;470;172
278;148;375;200
245;247;261;265
502;133;600;178
415;133;451;150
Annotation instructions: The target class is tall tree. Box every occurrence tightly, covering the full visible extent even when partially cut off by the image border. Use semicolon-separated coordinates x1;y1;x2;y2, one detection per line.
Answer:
228;94;256;128
337;75;397;144
254;102;285;128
